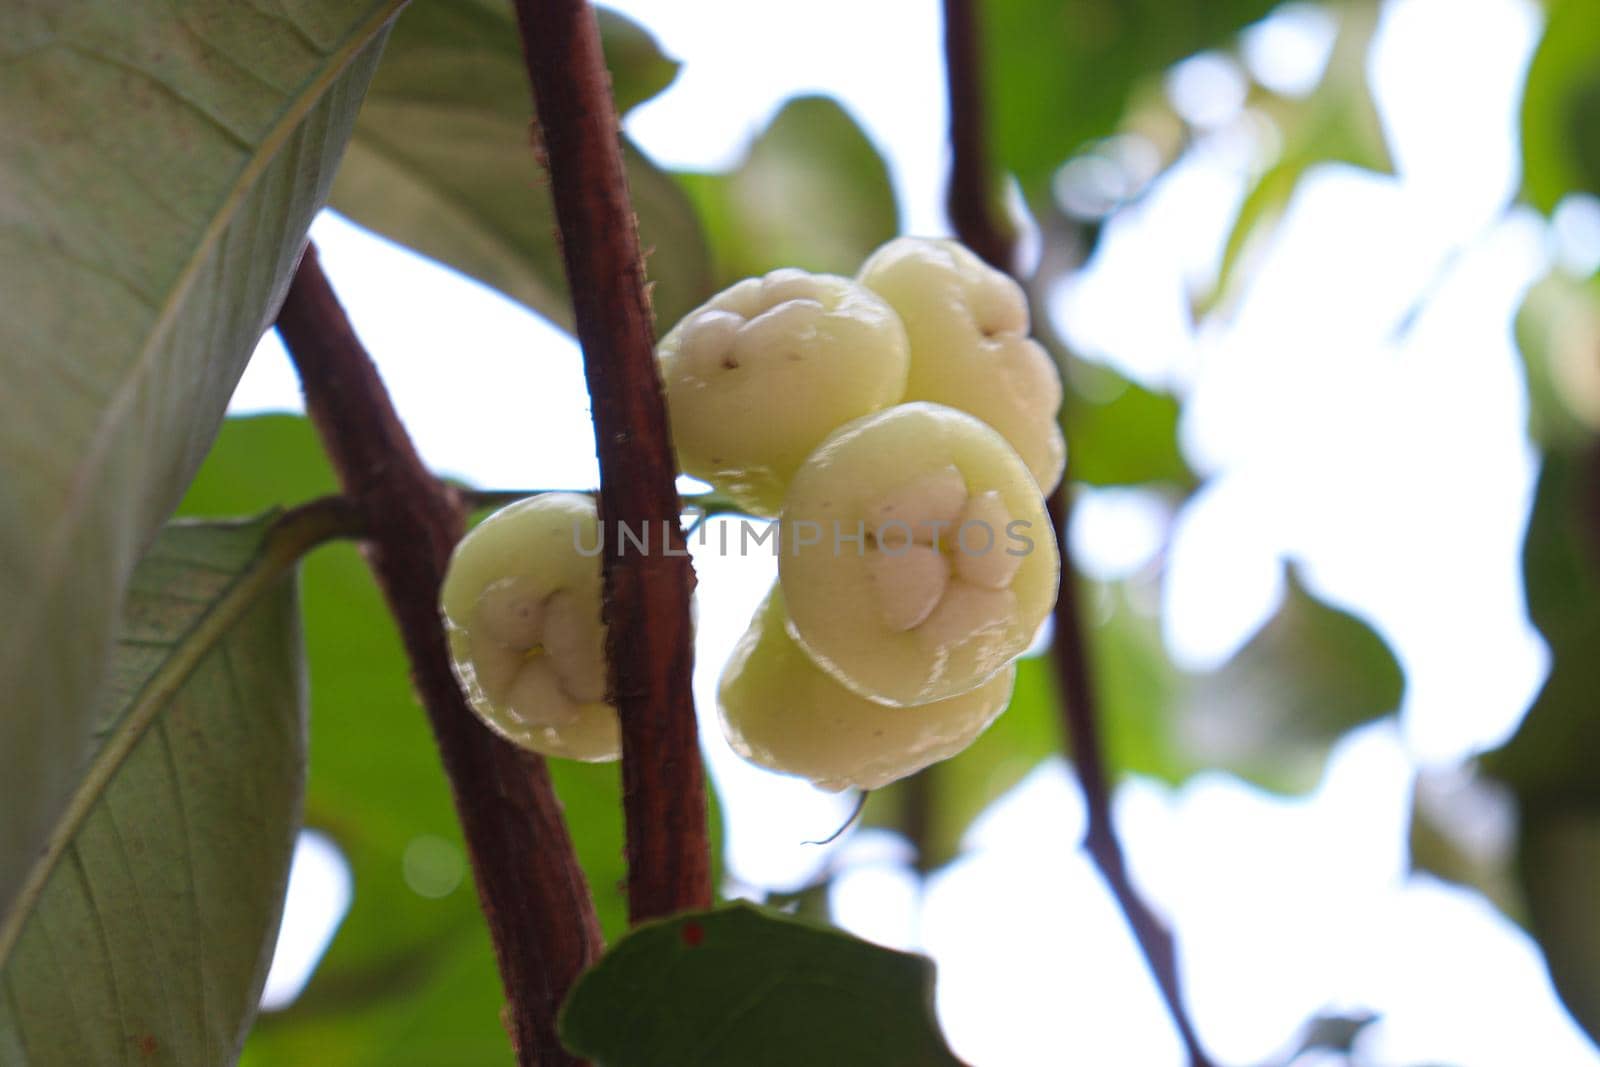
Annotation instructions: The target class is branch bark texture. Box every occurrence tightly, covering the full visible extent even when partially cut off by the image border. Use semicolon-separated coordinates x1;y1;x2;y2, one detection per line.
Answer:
277;244;600;1067
940;3;1213;1064
509;0;711;923
942;0;1014;273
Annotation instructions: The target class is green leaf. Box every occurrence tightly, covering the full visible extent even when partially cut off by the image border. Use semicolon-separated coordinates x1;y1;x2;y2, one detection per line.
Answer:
0;0;399;922
1484;447;1600;1042
985;0;1278;202
181;417;719;1063
1065;362;1193;487
329;0;713;336
1486;450;1600;799
0;514;316;1065
1515;806;1600;1043
242;929;515;1067
873;566;1402;865
1406;771;1522;923
1176;566;1404;792
558;904;963;1066
869;658;1060;868
178;418;499;1062
677;96;900;291
591;4;682;113
1280;1012;1380;1061
1522;0;1600;212
177;416;544;1065
1207;2;1391;313
1515;270;1600;451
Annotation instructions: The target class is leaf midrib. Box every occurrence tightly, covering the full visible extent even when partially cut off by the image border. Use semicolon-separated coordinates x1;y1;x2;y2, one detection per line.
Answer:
10;1;404;680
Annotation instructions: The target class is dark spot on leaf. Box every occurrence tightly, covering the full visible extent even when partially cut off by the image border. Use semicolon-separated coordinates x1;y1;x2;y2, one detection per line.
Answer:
136;1035;158;1057
722;355;740;369
681;920;705;947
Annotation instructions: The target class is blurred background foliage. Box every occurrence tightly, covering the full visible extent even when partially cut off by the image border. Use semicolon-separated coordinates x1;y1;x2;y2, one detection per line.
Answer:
125;0;1600;1059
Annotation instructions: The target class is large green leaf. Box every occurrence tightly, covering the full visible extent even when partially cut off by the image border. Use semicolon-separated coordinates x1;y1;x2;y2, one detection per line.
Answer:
329;0;713;336
1064;362;1193;487
0;0;400;922
1485;448;1600;1042
0;514;316;1065
677;95;900;291
985;0;1278;202
179;417;517;1065
182;416;718;1064
875;566;1403;866
558;904;963;1066
1522;0;1600;212
180;422;478;988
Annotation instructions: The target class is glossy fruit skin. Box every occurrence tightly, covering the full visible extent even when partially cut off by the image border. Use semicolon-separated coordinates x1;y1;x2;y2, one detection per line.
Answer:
858;237;1065;495
439;493;619;762
778;402;1059;707
719;589;1016;791
657;268;910;516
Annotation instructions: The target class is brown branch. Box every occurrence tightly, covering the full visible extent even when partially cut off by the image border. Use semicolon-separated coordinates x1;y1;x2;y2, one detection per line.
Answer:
940;4;1213;1065
276;244;601;1067
509;0;710;923
1048;491;1213;1067
942;0;1013;273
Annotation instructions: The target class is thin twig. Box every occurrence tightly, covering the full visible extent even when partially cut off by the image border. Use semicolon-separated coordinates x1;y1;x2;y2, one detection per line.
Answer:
508;0;711;924
265;493;367;551
1047;493;1213;1067
939;3;1214;1064
460;487;747;521
276;244;601;1067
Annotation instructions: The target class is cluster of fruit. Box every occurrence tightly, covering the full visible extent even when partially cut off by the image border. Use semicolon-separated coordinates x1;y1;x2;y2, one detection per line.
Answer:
439;238;1063;790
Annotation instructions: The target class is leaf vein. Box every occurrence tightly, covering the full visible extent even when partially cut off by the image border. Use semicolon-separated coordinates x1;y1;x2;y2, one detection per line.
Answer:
157;717;212;1062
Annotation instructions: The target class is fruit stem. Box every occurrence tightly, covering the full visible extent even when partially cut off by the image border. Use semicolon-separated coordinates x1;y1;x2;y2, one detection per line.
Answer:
277;244;601;1067
940;3;1215;1064
508;0;712;924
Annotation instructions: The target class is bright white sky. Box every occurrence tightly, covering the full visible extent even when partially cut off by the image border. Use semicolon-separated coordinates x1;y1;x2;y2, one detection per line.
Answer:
241;0;1600;1062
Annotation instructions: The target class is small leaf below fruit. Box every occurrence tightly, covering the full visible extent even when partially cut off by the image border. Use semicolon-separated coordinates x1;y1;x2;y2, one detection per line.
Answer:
559;904;965;1066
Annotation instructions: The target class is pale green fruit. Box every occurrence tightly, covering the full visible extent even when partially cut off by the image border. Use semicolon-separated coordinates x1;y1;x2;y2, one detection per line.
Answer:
439;493;620;762
858;237;1065;494
719;589;1016;791
657;268;910;516
778;402;1059;706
